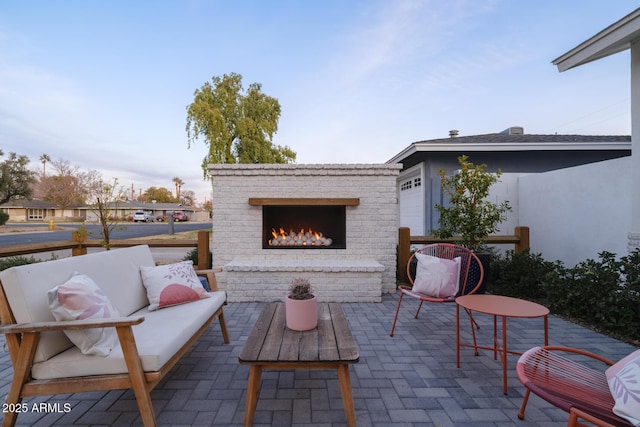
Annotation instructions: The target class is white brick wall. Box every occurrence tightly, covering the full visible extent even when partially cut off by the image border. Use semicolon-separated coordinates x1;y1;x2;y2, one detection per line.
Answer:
208;164;401;302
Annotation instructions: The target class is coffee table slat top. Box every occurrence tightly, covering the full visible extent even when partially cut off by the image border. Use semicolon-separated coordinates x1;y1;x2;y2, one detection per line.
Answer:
239;303;359;363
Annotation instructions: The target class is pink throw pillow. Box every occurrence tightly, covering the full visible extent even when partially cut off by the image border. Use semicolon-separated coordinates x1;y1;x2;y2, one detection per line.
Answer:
48;272;119;356
412;254;461;298
140;261;209;311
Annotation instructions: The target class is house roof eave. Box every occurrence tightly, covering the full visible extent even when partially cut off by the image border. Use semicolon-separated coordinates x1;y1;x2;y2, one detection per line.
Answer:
388;135;631;164
552;7;640;72
410;141;631;152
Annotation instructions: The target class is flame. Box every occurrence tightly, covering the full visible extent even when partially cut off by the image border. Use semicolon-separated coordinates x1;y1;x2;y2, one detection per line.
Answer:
268;226;331;247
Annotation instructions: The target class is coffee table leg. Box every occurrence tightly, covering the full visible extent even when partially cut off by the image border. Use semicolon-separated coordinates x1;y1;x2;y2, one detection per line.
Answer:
244;365;262;427
337;364;356;427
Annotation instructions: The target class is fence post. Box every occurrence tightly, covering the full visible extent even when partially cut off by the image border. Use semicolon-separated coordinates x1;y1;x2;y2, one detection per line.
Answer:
197;230;211;270
514;226;530;254
71;231;87;257
398;227;411;284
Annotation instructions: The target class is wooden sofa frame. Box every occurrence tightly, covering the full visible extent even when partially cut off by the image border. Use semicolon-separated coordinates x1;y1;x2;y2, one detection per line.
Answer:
0;268;230;427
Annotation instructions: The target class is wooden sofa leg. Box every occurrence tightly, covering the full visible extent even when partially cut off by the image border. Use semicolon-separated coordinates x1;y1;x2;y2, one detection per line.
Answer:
116;326;157;427
3;332;39;427
218;311;230;344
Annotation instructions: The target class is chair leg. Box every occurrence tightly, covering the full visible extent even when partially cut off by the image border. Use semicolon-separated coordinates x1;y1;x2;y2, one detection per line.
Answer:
390;292;405;337
517;389;530;420
414;301;424;319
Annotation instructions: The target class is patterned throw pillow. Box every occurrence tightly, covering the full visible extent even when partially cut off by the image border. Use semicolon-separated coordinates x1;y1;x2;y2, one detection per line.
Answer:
48;272;119;356
140;261;210;311
606;349;640;426
412;254;461;298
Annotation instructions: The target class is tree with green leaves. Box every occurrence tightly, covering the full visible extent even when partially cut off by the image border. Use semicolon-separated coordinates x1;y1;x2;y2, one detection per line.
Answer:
432;155;512;251
186;72;296;175
172;177;184;199
39;153;51;177
142;186;178;203
0;150;37;205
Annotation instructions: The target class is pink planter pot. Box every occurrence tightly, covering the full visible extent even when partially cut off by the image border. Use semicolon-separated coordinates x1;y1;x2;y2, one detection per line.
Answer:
285;295;318;331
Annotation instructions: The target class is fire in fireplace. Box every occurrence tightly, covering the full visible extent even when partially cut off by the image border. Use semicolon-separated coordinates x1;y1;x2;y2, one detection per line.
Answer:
262;206;346;249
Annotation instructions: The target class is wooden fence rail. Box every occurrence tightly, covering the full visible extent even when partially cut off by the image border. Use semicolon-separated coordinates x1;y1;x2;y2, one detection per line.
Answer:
397;226;530;283
0;231;212;270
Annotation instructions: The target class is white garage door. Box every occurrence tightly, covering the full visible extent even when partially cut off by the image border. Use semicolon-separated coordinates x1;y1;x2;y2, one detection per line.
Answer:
399;175;424;235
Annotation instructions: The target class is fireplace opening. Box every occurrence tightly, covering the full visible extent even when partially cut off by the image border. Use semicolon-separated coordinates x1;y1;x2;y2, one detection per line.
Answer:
262;206;346;249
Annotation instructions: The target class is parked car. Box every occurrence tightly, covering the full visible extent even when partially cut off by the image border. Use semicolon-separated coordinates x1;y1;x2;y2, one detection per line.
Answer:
172;212;189;222
155;212;189;222
133;211;154;222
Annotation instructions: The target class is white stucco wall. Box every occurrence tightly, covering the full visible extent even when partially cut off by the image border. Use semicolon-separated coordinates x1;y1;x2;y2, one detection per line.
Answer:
519;157;631;266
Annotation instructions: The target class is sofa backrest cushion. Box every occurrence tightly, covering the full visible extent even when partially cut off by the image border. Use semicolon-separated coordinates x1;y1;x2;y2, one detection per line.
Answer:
0;245;155;362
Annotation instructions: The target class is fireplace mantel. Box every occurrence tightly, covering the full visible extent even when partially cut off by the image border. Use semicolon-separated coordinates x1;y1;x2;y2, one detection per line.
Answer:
248;198;360;206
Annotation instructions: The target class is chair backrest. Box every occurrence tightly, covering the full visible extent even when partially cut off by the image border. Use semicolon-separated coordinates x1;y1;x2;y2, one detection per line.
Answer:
406;243;484;296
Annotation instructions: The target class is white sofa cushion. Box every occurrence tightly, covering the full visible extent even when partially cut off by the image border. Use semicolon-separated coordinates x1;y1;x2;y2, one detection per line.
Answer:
31;291;227;380
0;246;155;363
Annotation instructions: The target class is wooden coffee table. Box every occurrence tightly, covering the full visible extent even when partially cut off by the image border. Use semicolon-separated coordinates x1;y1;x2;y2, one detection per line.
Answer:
239;303;359;427
456;294;549;394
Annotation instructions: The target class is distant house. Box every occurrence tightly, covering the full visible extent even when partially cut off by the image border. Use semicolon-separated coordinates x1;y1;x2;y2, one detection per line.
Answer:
387;126;631;236
0;199;198;222
0;199;87;222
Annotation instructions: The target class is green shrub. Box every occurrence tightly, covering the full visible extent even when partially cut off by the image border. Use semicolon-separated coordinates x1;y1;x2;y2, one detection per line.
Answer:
183;248;212;269
542;251;640;342
0;211;9;226
0;256;38;271
489;249;640;344
489;250;559;302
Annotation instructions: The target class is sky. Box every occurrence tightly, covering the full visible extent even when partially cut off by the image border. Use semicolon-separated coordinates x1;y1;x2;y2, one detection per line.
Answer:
0;1;636;205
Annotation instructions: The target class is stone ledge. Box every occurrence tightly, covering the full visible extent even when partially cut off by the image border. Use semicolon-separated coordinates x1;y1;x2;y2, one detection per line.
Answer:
224;259;385;302
208;163;402;176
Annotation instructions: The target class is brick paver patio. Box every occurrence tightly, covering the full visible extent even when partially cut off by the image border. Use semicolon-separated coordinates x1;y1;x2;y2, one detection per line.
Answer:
0;293;636;426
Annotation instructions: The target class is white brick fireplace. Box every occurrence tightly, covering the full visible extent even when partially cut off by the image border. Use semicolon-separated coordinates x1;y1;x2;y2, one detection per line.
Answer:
208;164;401;302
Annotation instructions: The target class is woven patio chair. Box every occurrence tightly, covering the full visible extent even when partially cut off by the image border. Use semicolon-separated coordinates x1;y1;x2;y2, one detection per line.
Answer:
516;346;637;427
390;243;484;337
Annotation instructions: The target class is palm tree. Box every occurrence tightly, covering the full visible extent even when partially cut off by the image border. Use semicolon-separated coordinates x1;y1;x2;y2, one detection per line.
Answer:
172;177;184;200
39;154;51;178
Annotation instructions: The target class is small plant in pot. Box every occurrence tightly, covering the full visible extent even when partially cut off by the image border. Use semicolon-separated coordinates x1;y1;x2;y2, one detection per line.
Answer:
431;155;512;293
285;278;318;331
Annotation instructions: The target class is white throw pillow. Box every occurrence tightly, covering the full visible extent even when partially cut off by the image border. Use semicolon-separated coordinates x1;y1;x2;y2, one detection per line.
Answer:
140;261;209;311
606;349;640;426
412;254;461;298
48;272;119;357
